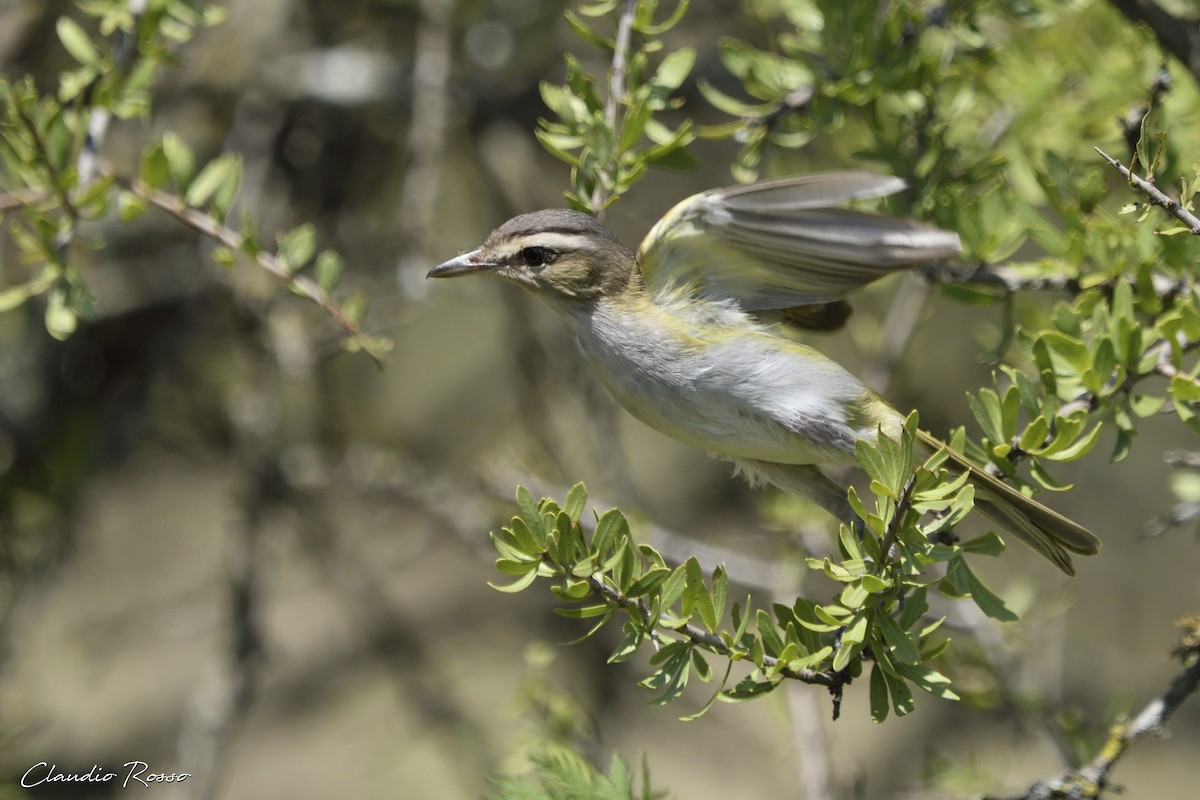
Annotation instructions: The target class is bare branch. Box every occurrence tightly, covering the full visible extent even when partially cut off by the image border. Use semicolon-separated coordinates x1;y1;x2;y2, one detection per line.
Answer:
1095;146;1200;235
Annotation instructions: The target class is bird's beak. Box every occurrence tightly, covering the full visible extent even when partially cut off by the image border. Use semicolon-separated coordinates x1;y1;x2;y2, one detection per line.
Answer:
427;248;493;278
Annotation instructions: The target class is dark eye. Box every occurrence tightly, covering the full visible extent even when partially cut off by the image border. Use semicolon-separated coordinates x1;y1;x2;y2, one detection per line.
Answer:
520;246;555;268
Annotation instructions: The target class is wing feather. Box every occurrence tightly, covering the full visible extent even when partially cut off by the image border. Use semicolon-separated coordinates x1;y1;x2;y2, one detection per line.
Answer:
638;171;961;311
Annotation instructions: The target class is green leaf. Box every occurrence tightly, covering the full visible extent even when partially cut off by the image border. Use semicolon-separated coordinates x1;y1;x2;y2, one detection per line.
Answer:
495;557;538;576
161;132;195;190
563;482;588;521
869;663;890;722
578;0;620;16
45;287;78;340
653;47;696;91
881;667;916;716
1041;422;1103;462
609;623;644;663
626;567;671;598
211;246;236;268
57;17;101;65
276;223;316;270
139;142;170;190
488;566;540;593
314;250;343;291
635;0;690;35
943;558;1017;622
591;508;628;556
117;191;147;221
875;609;921;665
697;78;777;117
185;154;237;208
658;563;687;609
710;565;728;630
969;388;1005;445
680;659;733;721
893;663;959;702
959;532;1006;556
564;10;613;49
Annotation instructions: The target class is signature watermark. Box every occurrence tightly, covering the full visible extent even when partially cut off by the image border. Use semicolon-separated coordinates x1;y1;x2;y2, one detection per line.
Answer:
21;761;191;789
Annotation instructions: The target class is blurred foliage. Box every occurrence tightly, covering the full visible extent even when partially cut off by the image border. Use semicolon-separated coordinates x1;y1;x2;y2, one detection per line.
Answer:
0;0;388;358
490;750;665;800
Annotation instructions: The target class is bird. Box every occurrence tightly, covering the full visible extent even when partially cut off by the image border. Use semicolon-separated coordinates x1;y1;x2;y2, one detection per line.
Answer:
427;171;1100;574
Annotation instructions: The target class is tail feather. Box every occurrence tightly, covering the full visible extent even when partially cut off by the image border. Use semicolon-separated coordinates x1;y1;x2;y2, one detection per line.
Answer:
918;431;1100;575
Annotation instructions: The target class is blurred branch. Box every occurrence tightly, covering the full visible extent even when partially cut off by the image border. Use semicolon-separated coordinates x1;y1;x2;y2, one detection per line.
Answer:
1141;499;1200;539
786;686;834;800
0;188;49;213
1106;0;1200;84
171;460;267;800
860;273;929;395
58;0;148;262
989;616;1200;800
103;163;387;364
943;602;1080;768
397;0;452;290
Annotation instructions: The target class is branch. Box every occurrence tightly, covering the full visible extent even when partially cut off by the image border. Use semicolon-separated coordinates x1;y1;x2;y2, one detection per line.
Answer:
105;165;387;364
990;617;1200;800
59;0;148;262
1095;146;1200;235
590;0;637;217
0;188;50;214
579;569;847;691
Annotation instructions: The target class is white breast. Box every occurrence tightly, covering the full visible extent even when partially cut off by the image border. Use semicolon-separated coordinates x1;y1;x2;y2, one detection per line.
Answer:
560;294;876;466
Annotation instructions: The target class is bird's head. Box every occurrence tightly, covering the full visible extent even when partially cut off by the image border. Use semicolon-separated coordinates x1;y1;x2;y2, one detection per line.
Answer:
427;209;637;303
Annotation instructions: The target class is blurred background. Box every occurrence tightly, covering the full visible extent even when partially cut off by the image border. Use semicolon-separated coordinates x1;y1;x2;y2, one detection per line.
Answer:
0;0;1197;797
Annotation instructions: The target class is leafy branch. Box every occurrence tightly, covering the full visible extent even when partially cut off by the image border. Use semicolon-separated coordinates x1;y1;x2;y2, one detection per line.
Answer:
0;0;387;360
490;415;1034;722
537;0;697;216
104;155;388;361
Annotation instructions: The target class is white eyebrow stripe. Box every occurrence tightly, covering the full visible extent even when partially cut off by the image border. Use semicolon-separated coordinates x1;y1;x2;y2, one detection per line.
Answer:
497;232;598;255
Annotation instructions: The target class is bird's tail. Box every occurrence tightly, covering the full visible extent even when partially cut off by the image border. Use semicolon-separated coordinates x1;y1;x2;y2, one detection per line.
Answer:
918;430;1100;575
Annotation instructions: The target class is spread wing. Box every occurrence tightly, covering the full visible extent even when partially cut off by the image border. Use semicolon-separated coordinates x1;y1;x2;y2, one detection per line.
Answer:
637;172;962;319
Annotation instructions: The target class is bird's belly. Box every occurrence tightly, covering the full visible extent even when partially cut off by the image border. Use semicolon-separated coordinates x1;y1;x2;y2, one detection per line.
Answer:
580;341;863;466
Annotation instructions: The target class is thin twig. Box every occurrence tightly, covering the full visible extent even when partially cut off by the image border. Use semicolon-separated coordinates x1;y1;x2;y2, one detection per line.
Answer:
860;273;929;395
590;0;637;217
58;0;148;263
1095;146;1200;235
0;188;51;213
580;569;847;690
105;164;386;364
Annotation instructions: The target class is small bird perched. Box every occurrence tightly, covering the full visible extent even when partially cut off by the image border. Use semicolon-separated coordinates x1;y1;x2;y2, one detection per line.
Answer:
428;172;1100;574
